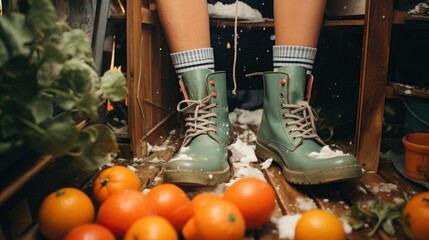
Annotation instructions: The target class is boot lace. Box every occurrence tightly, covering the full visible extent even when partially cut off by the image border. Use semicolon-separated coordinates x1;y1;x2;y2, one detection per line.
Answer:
282;101;322;141
177;95;219;146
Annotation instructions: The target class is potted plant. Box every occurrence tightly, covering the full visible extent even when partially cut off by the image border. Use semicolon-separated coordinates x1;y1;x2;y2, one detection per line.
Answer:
0;0;128;171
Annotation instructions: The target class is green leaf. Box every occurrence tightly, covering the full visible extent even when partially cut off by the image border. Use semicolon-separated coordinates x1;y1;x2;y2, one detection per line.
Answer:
58;59;98;94
76;93;100;120
100;69;128;102
29;121;79;157
26;0;59;39
381;218;395;236
42;43;66;64
62;29;94;65
75;124;118;171
0;13;33;57
27;94;53;124
0;40;8;67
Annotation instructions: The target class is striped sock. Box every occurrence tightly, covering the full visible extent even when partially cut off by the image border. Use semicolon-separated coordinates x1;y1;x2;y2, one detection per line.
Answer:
170;48;215;79
273;45;317;74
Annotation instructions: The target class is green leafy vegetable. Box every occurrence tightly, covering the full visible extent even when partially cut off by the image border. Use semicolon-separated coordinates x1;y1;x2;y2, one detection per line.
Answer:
0;0;128;170
349;200;410;237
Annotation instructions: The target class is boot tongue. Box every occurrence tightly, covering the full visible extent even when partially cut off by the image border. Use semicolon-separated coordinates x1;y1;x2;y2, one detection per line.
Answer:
182;69;212;100
277;66;307;104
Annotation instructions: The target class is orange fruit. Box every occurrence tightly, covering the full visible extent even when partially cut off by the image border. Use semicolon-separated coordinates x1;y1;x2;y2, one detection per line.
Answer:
183;199;245;240
63;223;115;240
295;209;346;240
97;189;155;237
182;192;223;240
93;165;141;204
146;183;193;230
402;191;429;240
182;217;199;240
124;216;178;240
38;187;95;240
223;177;276;230
190;192;222;212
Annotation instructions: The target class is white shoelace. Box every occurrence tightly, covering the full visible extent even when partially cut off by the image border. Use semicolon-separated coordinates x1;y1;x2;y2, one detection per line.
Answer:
281;101;321;140
177;95;219;146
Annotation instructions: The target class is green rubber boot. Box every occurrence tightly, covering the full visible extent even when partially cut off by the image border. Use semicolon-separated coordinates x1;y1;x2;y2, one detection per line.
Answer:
164;69;235;186
255;66;362;184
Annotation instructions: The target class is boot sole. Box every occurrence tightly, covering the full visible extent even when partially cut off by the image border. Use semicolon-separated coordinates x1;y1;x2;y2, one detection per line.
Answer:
163;165;231;186
255;141;362;185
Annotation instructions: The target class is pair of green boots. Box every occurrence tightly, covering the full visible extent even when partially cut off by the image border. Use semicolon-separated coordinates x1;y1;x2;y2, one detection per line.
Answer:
164;66;362;186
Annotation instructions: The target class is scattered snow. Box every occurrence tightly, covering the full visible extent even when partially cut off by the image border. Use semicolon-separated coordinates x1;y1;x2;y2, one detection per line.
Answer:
148;157;165;163
260;158;273;169
229;108;263;125
228;138;258;163
296;197;317;211
208;1;263;20
308;145;351;159
340;217;353;234
408;2;429;15
237;129;257;142
127;165;138;172
393;197;405;205
371;183;398;193
152;176;162;184
273;214;302;240
234;166;266;180
104;161;114;167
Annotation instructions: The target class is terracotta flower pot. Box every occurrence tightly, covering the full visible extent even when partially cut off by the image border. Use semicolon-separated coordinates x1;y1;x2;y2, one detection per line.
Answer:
402;133;429;181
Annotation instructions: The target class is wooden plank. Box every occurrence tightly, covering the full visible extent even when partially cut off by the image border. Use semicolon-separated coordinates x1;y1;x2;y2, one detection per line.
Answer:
126;2;180;158
355;0;394;171
126;0;143;157
141;7;159;25
377;162;426;196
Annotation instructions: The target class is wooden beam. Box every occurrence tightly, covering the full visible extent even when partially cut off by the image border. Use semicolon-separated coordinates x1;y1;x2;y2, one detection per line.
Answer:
126;0;144;157
355;0;394;171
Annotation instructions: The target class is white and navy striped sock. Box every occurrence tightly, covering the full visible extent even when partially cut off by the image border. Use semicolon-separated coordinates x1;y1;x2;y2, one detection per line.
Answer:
273;45;317;74
170;48;215;80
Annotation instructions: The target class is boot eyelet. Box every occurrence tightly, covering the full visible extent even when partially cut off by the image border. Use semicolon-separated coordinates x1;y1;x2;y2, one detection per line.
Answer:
292;136;298;141
282;114;286;119
280;104;285;109
210;80;215;86
285;122;289;127
280;79;286;86
212;92;218;98
280;92;285;98
288;130;293;135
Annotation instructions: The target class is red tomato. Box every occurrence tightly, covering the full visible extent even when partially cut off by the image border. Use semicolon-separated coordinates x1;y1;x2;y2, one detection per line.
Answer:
96;189;155;237
63;223;115;240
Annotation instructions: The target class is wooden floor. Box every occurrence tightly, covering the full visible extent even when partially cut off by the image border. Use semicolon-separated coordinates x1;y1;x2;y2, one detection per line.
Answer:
114;122;427;240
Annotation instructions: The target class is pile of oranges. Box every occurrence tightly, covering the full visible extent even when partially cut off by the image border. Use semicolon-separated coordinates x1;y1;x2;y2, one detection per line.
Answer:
37;165;276;240
38;165;429;240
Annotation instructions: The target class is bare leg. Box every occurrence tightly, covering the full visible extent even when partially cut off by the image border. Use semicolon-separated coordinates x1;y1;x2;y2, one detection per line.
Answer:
274;0;327;47
155;0;210;53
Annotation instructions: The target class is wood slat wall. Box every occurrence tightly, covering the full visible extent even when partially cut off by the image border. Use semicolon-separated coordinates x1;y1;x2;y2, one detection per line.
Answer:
126;0;180;158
